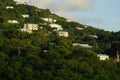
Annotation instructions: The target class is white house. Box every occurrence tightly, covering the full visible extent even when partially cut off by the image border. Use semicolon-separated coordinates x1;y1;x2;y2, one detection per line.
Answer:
79;44;92;48
84;25;88;28
97;54;109;61
88;35;98;38
24;24;39;30
73;43;81;46
20;29;32;33
57;31;68;37
49;24;63;31
6;6;14;9
42;18;57;23
22;14;29;18
43;50;48;53
75;27;84;30
66;19;72;22
15;1;27;5
73;43;92;48
20;24;39;33
42;18;53;23
8;20;18;24
53;20;57;23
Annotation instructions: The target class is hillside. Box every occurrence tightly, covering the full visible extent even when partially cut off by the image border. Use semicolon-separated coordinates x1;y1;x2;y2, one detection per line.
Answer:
0;0;120;80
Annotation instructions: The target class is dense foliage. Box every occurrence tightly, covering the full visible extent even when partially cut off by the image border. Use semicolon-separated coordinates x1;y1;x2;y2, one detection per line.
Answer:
0;0;120;80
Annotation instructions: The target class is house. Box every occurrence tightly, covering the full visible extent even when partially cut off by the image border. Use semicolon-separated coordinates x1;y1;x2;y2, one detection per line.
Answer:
79;44;92;48
49;42;56;46
57;31;68;37
84;25;88;28
73;43;92;48
20;24;39;33
20;29;32;33
53;20;57;23
75;27;84;30
8;20;18;24
97;54;109;61
66;19;72;22
42;18;53;23
49;24;63;31
36;9;42;12
88;35;98;38
6;6;14;9
39;27;43;29
24;24;39;30
15;1;27;5
42;18;57;23
22;14;29;18
43;50;48;53
72;43;81;46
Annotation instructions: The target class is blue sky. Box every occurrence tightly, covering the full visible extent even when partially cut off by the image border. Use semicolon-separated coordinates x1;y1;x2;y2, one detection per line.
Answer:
77;0;120;32
19;0;120;32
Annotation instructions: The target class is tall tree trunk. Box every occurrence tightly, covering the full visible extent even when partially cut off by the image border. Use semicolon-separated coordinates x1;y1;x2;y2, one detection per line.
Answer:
116;51;119;62
18;47;21;56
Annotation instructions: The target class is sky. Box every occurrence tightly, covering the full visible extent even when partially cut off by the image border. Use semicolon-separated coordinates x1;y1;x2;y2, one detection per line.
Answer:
16;0;120;32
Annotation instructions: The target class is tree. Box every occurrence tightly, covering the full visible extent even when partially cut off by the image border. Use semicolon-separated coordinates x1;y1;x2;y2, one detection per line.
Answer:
7;38;30;56
111;41;120;62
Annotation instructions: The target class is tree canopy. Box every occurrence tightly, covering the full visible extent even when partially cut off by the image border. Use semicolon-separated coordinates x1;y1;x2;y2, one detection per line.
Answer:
0;0;120;80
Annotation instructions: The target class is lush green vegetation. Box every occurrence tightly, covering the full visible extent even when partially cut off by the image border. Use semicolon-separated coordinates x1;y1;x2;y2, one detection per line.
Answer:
0;0;120;80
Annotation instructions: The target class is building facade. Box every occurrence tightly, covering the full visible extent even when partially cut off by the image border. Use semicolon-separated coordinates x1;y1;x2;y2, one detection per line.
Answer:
57;31;68;37
22;14;29;18
8;20;18;24
49;24;63;31
6;6;14;9
20;24;39;33
73;43;92;48
97;54;109;61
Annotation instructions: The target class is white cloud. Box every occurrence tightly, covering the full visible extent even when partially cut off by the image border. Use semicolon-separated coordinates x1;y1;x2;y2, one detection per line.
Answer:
16;0;96;23
18;0;95;10
53;0;95;11
18;0;94;10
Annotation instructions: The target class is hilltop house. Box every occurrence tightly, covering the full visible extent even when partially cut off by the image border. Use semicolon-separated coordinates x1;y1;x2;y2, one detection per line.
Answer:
88;35;98;38
73;43;92;48
75;27;84;30
66;19;72;22
49;24;63;31
42;18;56;23
57;31;68;37
15;1;27;5
6;6;14;9
20;24;39;33
8;20;18;24
84;25;88;28
42;18;53;23
97;54;109;61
